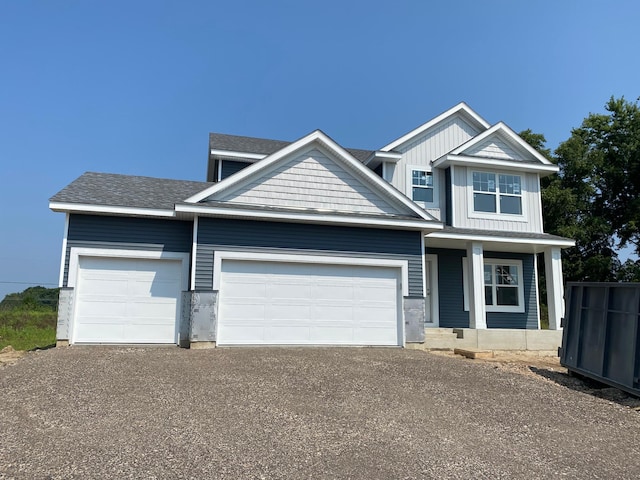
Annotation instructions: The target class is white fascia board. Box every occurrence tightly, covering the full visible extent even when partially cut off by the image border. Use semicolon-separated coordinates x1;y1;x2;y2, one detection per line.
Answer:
363;151;403;166
175;203;443;231
189;130;439;223
210;149;267;161
432;154;559;175
49;202;176;218
427;231;575;248
449;122;553;165
380;102;491;152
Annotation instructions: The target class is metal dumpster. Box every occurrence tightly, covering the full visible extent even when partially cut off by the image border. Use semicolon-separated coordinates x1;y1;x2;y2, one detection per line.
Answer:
559;282;640;396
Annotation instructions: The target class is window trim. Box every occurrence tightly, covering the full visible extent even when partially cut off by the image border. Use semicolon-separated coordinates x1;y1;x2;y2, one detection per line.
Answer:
467;169;526;221
407;165;438;208
462;257;525;313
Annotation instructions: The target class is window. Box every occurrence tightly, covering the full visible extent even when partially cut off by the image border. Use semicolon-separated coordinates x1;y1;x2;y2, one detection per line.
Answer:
462;258;525;313
412;169;433;203
472;171;522;215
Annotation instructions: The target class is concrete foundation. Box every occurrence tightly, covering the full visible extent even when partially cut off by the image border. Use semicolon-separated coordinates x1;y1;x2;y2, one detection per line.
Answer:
190;341;217;349
416;328;562;352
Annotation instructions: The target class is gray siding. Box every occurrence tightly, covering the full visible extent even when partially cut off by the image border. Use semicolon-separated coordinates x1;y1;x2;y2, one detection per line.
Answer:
427;247;538;329
220;160;251;179
196;218;424;296
63;214;192;286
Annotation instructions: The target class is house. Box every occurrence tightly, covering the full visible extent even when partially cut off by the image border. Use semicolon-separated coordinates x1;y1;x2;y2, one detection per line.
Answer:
50;103;574;348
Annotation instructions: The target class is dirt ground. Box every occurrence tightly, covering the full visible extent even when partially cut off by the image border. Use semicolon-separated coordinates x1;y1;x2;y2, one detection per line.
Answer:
430;349;640;410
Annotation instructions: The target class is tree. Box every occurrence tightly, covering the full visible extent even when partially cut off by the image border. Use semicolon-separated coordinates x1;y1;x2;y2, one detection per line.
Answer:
523;96;640;282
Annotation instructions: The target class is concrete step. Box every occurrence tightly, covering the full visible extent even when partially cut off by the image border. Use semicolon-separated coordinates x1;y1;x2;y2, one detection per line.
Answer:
424;328;459;349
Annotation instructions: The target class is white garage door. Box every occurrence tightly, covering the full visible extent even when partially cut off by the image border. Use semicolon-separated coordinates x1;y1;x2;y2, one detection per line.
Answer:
218;260;402;346
73;257;183;344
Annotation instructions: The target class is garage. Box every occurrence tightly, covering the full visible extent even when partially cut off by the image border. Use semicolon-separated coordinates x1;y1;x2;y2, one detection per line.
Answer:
217;259;403;346
72;256;184;344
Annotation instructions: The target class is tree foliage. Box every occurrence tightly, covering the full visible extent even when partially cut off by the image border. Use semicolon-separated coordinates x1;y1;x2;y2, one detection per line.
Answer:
0;286;59;311
523;96;640;282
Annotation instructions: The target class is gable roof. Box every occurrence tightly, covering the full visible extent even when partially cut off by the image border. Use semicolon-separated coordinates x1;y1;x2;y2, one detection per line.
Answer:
432;122;559;175
49;172;210;216
186;130;442;229
380;102;491;152
210;132;373;163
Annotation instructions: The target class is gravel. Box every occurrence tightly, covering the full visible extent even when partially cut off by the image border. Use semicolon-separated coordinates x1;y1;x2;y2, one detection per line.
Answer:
1;347;639;479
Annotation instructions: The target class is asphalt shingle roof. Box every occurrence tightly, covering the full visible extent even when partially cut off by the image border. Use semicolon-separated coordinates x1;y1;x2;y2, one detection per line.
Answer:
439;225;572;242
50;172;211;210
209;133;373;163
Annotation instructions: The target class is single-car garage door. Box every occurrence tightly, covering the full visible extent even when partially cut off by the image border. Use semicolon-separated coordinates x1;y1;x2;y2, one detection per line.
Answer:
217;260;402;346
73;257;183;344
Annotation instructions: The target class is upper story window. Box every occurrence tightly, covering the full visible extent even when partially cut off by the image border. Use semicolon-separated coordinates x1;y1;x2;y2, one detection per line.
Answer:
412;169;433;202
472;171;522;215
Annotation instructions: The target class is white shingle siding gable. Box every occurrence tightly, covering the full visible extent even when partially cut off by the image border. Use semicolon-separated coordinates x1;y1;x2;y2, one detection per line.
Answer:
452;167;543;232
389;114;480;194
466;136;523;161
217;148;403;215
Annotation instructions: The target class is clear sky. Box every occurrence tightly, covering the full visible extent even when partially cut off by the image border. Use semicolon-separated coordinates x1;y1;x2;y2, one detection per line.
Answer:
1;0;639;300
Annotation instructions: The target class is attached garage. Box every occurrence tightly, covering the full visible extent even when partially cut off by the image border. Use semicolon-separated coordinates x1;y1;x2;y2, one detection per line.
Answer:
215;253;406;346
68;249;189;344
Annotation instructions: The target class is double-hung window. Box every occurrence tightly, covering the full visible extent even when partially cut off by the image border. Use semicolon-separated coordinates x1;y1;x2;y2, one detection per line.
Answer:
472;172;522;215
412;169;433;203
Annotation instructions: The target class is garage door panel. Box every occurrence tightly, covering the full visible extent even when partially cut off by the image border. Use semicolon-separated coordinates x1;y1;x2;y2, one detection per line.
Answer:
218;260;401;346
73;256;182;344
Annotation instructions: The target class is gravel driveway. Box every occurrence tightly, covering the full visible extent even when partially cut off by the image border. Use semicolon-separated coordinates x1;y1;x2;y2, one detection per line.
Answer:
1;347;639;479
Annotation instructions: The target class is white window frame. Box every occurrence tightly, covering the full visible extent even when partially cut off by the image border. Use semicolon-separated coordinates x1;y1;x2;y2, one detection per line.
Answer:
467;169;526;221
463;257;525;313
407;165;438;208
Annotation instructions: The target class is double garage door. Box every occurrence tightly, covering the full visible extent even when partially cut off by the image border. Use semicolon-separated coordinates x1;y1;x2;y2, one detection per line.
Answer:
217;260;402;346
72;255;402;346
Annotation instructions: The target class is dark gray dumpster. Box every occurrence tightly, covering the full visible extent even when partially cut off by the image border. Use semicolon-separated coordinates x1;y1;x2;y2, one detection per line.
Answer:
559;282;640;397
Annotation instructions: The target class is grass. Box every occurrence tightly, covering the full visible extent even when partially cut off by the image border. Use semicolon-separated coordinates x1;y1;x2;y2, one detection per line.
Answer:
0;309;57;351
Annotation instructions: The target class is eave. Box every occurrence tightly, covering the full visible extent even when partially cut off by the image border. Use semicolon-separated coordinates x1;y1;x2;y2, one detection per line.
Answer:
432;154;559;176
49;202;176;218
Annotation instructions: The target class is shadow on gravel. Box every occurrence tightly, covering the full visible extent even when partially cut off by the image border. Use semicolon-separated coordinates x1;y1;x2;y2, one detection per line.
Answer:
530;366;640;410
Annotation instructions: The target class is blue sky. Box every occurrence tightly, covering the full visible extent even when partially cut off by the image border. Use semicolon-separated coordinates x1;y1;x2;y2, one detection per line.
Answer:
1;0;639;300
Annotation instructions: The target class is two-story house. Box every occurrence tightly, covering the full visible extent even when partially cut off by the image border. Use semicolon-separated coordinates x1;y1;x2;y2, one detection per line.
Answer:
50;103;573;347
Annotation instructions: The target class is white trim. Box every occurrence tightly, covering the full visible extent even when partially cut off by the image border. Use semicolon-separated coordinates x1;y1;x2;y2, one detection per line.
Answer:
363;151;402;166
49;202;176;218
448;122;554;165
533;253;541;329
536;174;544;232
175;203;442;231
217;159;222;182
424;253;439;327
421;236;427;297
466;169;528;222
212;250;409;297
433;154;559;175
210;149;267;161
381;162;387;182
67;247;190;345
58;213;69;287
190;216;198;290
462;256;525;314
450;165;456;227
381;102;490;152
184;130;440;223
407;164;438;209
427;231;575;248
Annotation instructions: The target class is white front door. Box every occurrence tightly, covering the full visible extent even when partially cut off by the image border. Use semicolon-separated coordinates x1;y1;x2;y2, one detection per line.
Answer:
217;260;402;346
72;256;183;344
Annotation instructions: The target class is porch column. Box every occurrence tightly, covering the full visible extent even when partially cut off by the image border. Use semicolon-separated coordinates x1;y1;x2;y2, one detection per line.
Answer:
466;242;487;329
544;247;564;330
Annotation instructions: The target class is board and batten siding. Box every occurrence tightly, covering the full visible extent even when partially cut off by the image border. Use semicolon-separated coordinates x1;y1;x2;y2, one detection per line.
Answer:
389;114;480;195
63;214;192;287
451;166;543;232
196;218;424;296
427;248;538;329
215;147;403;216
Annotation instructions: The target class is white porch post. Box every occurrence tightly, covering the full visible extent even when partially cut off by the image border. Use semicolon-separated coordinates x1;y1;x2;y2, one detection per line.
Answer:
544;247;564;330
467;241;487;329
